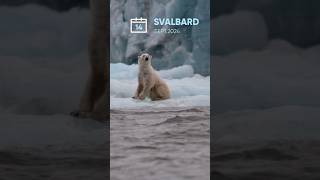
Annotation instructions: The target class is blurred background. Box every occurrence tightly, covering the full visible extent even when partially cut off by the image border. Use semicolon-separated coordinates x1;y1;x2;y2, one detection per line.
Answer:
0;0;90;115
213;0;320;112
0;1;107;179
212;0;320;179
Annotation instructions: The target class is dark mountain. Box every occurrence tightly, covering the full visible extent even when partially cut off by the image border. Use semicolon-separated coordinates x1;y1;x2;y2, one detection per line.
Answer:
0;0;88;12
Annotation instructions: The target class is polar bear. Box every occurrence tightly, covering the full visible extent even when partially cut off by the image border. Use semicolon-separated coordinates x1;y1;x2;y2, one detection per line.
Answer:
71;0;107;121
133;53;170;101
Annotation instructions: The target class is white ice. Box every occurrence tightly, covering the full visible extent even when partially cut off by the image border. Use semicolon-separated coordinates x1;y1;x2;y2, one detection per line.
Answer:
110;63;210;109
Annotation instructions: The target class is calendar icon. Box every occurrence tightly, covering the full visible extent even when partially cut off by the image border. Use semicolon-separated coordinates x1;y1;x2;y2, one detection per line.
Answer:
130;18;148;33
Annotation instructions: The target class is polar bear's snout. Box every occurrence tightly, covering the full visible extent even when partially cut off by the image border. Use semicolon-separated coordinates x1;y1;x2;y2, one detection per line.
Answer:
139;53;152;61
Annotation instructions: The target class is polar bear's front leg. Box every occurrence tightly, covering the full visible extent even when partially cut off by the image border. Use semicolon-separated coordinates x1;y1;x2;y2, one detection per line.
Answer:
133;83;143;99
139;80;153;100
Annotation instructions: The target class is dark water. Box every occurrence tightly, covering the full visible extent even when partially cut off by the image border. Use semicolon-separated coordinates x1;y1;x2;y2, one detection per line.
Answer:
212;106;320;180
213;141;320;180
0;144;108;180
0;115;108;180
110;107;210;180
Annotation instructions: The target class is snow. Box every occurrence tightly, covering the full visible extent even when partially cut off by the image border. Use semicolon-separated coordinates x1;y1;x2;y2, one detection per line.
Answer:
214;106;320;145
0;55;102;147
0;55;87;115
214;39;320;113
110;63;210;109
0;5;90;116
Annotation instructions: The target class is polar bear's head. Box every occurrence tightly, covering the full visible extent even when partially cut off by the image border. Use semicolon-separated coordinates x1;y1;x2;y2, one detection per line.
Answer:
138;53;152;67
